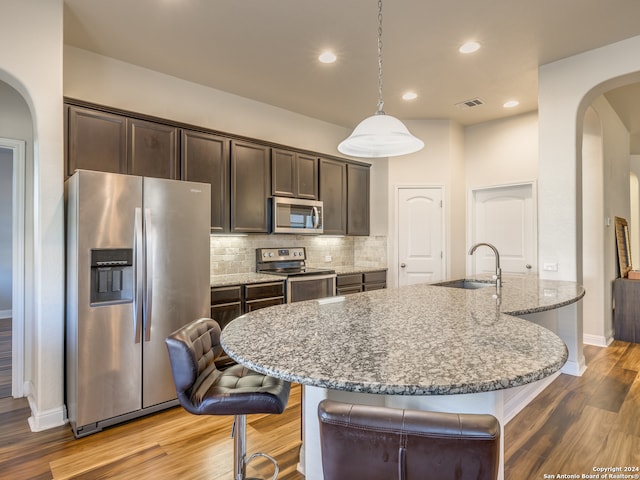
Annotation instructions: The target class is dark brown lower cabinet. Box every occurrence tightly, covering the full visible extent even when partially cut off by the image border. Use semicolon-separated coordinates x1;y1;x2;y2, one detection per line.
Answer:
337;270;387;296
211;280;285;368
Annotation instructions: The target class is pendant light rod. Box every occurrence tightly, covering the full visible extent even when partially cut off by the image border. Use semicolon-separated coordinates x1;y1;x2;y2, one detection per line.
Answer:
337;0;424;158
376;0;384;115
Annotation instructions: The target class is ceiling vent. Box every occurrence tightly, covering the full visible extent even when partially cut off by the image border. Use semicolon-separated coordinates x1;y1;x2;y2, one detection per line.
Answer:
455;98;485;109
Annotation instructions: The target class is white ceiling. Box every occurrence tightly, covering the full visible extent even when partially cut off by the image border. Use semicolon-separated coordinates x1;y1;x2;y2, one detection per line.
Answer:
63;0;640;151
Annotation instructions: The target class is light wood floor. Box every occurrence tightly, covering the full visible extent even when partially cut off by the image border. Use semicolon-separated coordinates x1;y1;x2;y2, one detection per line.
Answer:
1;341;639;479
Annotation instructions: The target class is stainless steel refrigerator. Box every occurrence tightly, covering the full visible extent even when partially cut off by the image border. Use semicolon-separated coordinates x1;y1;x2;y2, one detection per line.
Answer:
65;170;211;437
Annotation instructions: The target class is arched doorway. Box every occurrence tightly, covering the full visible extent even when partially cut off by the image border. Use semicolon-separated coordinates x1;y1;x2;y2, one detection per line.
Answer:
0;80;31;399
538;35;640;374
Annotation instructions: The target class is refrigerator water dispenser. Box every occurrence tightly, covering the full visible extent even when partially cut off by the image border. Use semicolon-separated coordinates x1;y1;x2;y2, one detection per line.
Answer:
90;248;134;305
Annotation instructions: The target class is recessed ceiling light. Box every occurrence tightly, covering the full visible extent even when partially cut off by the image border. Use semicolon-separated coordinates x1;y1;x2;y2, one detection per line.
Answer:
318;51;337;64
503;100;520;108
402;92;418;101
459;41;481;54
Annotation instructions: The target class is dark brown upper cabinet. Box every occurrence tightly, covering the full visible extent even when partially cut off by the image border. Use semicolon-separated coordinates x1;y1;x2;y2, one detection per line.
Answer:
272;149;318;200
347;163;370;236
231;140;271;233
127;118;179;179
67;105;126;177
319;158;347;235
67;105;178;180
181;130;230;233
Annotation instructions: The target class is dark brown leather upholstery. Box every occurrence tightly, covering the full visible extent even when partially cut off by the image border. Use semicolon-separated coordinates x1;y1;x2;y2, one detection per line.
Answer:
318;400;500;480
165;318;290;416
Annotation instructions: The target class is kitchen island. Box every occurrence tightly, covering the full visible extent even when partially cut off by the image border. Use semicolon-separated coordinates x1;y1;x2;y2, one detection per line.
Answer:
221;276;584;480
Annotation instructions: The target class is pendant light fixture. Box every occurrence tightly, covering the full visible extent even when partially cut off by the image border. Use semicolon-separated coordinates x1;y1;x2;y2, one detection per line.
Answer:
338;0;424;158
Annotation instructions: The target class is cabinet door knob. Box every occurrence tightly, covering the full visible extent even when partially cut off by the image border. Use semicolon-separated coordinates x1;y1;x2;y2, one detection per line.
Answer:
400;263;406;268
526;264;532;269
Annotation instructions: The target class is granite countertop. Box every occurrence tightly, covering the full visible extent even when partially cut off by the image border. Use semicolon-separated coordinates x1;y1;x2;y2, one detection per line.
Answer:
331;266;388;275
210;273;282;288
210;266;388;287
221;276;581;396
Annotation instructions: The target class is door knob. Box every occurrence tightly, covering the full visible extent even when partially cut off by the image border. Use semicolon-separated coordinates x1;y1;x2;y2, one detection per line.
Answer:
400;263;406;268
525;264;532;269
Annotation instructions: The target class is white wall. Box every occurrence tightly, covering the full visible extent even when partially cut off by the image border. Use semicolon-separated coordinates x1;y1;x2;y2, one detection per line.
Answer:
465;111;538;189
581;106;606;346
593;96;630;344
0;0;65;430
386;120;466;286
64;46;351;159
630;154;640;263
0;148;12;312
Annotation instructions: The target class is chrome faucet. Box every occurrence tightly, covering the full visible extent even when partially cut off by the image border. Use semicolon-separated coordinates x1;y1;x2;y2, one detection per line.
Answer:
468;242;502;294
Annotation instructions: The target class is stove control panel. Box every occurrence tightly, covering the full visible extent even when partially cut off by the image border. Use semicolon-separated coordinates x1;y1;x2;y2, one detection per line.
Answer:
257;247;306;262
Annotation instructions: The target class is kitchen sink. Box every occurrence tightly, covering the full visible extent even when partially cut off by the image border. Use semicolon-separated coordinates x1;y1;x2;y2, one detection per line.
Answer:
433;279;495;289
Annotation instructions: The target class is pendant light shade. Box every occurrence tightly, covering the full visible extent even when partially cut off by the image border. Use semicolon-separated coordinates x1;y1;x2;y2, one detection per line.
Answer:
338;113;424;158
338;0;424;158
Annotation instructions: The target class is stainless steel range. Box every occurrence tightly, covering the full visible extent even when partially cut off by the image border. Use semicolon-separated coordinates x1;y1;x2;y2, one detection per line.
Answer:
256;247;336;303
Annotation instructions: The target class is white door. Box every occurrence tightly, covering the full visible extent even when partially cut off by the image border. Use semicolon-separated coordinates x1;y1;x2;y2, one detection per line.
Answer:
470;183;536;275
397;187;444;286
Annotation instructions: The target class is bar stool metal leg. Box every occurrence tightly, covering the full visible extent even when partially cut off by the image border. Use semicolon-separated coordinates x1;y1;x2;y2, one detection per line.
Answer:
232;415;279;480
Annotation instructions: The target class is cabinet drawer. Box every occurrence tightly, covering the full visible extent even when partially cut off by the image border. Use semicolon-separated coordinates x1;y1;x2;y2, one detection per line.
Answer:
245;297;284;312
364;283;386;291
337;273;363;287
245;281;285;300
211;285;242;304
364;270;387;284
338;286;363;295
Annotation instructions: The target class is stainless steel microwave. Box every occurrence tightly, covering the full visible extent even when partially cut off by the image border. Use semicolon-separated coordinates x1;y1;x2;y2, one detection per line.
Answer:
272;196;324;234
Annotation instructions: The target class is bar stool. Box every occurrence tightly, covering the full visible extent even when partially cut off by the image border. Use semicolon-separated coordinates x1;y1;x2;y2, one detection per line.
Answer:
165;318;290;480
318;399;500;480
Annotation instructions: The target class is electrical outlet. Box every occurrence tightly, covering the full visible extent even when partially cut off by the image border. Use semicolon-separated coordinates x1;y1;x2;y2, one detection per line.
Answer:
543;262;558;272
324;255;332;262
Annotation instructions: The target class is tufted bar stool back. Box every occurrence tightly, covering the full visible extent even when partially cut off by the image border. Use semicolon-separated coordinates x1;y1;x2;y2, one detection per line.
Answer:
318;399;500;480
166;318;290;480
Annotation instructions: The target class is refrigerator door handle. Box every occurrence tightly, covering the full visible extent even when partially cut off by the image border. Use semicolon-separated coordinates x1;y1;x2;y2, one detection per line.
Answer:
134;207;144;343
144;208;154;342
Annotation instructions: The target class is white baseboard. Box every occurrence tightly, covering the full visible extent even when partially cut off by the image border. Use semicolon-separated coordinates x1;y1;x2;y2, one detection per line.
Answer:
583;333;613;347
560;359;587;376
0;309;11;319
25;382;67;432
504;372;560;424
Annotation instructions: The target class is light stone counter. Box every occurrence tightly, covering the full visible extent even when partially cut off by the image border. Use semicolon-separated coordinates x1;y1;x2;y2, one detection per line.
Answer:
221;278;578;395
331;265;387;275
210;272;280;288
220;276;583;480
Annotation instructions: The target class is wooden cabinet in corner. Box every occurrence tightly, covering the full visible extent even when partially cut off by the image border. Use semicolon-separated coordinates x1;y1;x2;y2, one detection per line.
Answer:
66;105;127;177
230;140;271;233
66;105;179;180
272;148;318;200
181;130;230;233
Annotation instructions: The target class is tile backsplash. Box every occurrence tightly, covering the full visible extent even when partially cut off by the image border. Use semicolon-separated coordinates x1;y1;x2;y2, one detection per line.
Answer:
210;234;387;276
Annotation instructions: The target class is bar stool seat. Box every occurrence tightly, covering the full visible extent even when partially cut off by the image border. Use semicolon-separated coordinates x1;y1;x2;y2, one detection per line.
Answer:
166;318;290;480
